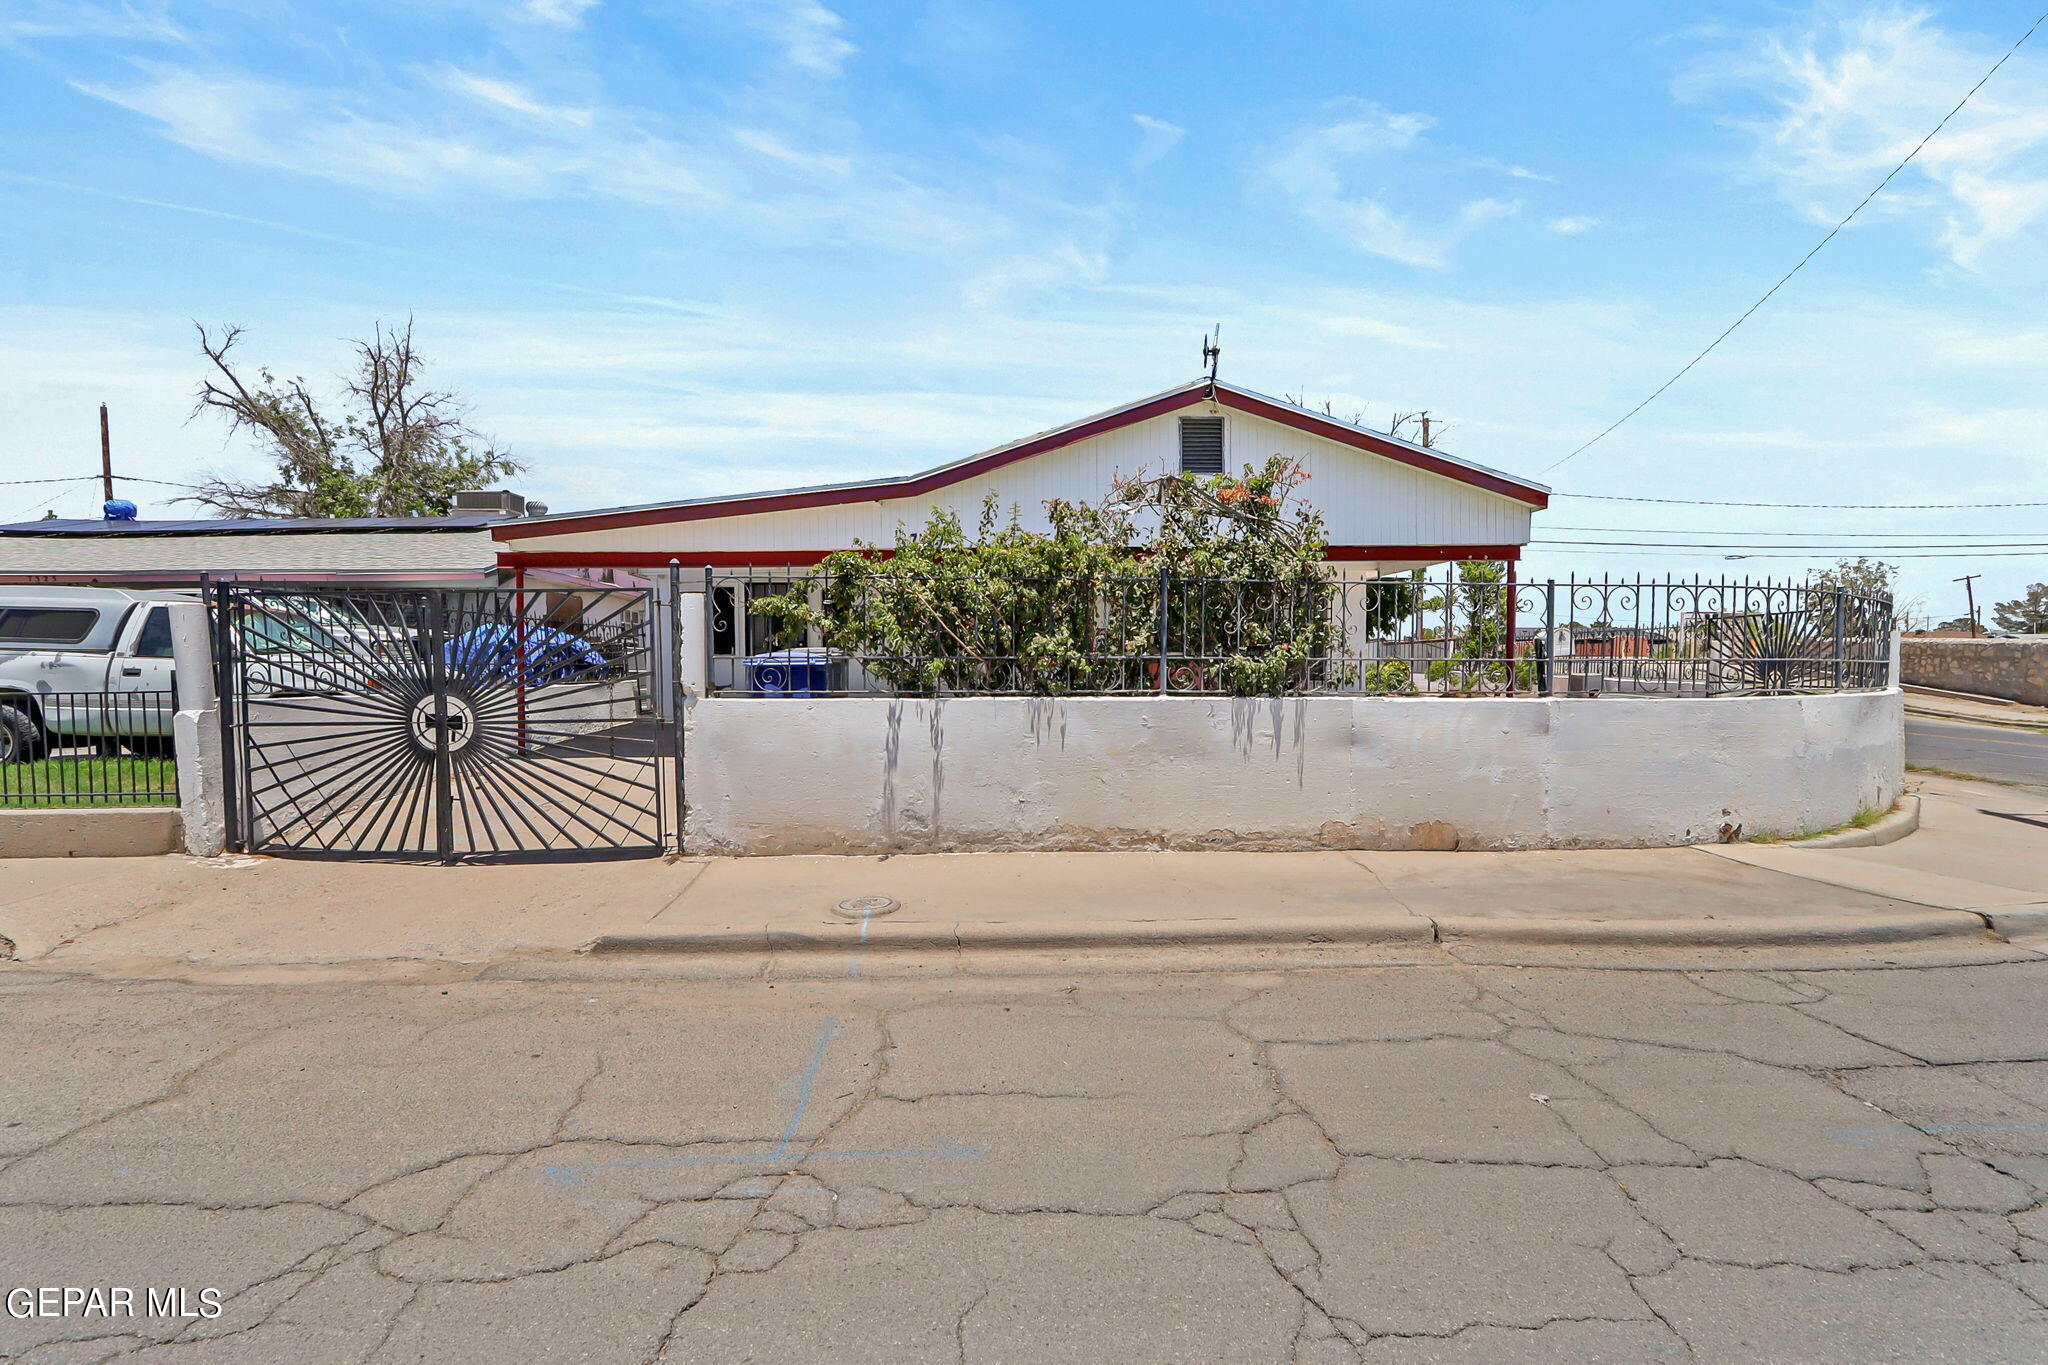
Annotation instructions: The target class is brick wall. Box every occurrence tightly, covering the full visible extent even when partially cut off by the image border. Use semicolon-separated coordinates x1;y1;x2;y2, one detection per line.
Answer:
1900;637;2048;706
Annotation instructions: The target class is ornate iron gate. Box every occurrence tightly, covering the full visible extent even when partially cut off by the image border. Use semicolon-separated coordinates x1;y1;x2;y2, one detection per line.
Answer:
213;585;667;861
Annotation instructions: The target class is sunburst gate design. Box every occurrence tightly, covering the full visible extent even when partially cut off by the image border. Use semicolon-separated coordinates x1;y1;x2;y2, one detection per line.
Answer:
216;587;665;862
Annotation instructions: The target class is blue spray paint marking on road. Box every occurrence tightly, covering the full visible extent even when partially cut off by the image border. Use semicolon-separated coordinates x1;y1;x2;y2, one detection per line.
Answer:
536;1017;982;1188
1831;1120;2048;1148
770;1019;839;1162
849;918;871;979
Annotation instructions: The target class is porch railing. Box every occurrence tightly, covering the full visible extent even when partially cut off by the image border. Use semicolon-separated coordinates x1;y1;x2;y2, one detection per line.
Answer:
693;570;1895;699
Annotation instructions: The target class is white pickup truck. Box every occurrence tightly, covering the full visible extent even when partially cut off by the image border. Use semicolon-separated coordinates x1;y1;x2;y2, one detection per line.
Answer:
0;588;184;762
0;588;402;763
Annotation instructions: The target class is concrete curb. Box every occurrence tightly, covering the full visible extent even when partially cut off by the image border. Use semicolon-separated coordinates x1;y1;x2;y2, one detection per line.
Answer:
587;902;1993;957
588;915;1439;956
1978;903;2048;945
1786;794;1921;848
1906;705;2048;732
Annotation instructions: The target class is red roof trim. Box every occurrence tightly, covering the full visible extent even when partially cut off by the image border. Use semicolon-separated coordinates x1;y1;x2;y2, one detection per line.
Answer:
497;544;1519;570
493;386;1206;542
494;383;1547;542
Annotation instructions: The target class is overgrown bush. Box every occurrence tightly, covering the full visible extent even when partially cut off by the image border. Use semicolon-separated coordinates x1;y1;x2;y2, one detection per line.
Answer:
752;457;1419;696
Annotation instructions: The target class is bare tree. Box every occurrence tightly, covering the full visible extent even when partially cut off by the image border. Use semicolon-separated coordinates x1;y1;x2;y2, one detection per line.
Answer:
187;320;520;518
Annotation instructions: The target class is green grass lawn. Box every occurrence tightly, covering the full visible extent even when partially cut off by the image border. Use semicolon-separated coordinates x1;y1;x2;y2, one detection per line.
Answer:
0;754;177;808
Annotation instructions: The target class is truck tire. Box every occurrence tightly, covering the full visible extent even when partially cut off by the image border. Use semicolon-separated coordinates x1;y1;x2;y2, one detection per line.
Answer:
0;702;46;765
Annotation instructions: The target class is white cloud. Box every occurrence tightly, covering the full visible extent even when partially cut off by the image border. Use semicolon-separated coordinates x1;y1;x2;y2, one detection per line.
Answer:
519;0;599;26
2;1;184;43
1260;105;1519;268
1547;215;1597;234
429;67;596;127
1131;114;1184;171
74;63;1000;249
698;0;855;75
1689;5;2048;268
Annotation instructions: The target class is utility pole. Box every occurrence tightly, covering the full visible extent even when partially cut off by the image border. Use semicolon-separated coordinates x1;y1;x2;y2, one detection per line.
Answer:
1418;412;1432;448
98;403;114;504
1955;573;1981;637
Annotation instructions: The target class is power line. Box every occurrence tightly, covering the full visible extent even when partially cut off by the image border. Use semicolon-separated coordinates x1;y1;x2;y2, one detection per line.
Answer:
1536;537;2048;550
1539;6;2048;477
1531;546;2048;559
1554;492;2048;509
1547;525;2048;537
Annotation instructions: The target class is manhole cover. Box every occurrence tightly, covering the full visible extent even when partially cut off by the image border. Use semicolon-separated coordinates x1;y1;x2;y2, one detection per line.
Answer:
833;896;900;920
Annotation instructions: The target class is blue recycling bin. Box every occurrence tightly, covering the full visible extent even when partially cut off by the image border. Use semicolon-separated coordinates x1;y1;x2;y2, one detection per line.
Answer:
743;648;847;696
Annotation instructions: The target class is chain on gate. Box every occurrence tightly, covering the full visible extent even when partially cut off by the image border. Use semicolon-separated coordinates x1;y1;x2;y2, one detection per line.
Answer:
213;585;666;861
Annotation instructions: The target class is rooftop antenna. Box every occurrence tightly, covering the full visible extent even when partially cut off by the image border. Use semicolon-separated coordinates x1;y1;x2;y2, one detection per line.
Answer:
1202;326;1221;394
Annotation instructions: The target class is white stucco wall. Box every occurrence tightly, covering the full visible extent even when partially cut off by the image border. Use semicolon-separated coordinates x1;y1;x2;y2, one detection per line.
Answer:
680;689;1904;854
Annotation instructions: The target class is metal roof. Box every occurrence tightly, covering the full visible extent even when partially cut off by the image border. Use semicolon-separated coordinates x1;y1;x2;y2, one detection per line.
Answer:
0;515;509;537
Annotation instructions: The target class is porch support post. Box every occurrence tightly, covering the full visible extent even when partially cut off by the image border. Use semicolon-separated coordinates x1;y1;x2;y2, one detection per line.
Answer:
166;600;226;857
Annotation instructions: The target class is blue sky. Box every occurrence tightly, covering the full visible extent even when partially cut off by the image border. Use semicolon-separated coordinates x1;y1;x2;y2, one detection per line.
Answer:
4;0;2048;620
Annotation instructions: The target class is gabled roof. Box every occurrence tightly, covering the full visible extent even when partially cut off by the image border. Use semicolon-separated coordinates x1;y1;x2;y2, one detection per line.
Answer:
494;379;1550;542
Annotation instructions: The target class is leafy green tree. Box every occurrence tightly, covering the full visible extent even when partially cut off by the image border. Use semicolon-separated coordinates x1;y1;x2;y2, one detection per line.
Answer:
1810;557;1897;601
1993;584;2048;633
187;321;519;518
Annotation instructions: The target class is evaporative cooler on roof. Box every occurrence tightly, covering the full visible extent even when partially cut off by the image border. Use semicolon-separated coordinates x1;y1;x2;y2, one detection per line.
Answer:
1178;416;1225;474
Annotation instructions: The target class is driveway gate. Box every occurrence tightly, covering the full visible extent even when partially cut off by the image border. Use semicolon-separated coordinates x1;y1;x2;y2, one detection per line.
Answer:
213;585;668;861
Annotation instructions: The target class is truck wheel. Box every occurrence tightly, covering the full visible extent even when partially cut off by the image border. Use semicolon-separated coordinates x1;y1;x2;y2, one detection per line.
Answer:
0;703;46;765
121;736;175;759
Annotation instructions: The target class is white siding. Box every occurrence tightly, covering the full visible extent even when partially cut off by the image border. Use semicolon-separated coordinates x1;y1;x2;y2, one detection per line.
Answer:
513;403;1534;560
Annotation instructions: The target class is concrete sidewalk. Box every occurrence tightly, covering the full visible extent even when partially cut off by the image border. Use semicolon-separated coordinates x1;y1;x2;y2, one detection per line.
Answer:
2;775;2041;979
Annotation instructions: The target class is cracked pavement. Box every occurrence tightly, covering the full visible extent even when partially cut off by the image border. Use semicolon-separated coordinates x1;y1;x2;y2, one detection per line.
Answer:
4;955;2048;1362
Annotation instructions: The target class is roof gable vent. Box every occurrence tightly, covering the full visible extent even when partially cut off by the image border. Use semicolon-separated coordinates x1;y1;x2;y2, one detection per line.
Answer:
1178;416;1225;475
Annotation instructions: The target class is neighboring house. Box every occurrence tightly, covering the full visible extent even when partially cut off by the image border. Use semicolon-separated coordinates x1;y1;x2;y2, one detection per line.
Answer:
1567;627;1674;659
0;505;632;601
489;379;1551;576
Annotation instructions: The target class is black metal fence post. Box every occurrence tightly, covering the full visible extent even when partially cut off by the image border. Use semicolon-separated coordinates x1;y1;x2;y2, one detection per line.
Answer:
209;583;244;851
1156;562;1171;693
1541;580;1556;697
425;591;455;865
1832;590;1846;692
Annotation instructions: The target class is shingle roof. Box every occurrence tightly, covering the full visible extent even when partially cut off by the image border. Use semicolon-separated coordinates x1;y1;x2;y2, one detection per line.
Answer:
0;528;498;577
0;515;506;537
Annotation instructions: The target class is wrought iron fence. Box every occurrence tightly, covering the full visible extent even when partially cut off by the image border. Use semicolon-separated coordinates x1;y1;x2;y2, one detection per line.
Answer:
0;690;178;807
698;568;1894;699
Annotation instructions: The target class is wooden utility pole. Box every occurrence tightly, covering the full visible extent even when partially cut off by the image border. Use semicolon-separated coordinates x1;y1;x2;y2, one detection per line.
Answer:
1418;412;1432;448
1955;573;1981;637
98;403;114;503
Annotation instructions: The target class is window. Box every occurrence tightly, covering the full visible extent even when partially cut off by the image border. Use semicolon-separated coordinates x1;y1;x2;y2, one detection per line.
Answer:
133;607;174;658
0;606;98;645
1179;416;1225;474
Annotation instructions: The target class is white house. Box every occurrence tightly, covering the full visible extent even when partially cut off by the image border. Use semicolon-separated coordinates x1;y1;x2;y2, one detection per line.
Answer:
490;378;1550;576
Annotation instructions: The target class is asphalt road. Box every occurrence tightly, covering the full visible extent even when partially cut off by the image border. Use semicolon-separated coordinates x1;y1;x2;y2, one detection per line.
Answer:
6;958;2048;1362
1908;715;2048;786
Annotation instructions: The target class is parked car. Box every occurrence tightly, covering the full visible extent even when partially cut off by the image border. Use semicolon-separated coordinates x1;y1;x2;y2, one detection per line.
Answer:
0;587;400;763
0;588;185;762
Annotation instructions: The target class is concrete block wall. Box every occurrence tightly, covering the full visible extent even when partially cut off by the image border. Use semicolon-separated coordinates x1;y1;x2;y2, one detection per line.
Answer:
682;690;1903;854
1900;637;2048;707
